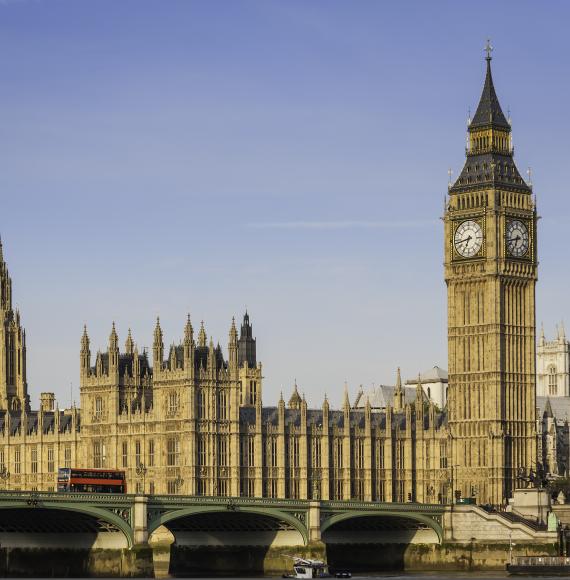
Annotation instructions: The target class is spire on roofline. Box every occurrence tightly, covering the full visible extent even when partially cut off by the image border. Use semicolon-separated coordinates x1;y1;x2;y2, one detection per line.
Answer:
184;314;193;342
393;367;404;412
81;324;90;351
289;380;302;410
449;41;531;195
343;381;350;411
198;321;207;348
109;321;118;348
125;328;134;354
470;39;510;131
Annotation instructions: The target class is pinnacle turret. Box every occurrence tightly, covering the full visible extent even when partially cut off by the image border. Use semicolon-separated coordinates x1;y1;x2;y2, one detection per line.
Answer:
81;325;90;351
238;310;256;367
154;317;162;341
153;317;164;368
198;321;207;348
289;381;302;410
416;373;424;401
0;236;12;312
109;322;118;349
393;367;404;412
229;316;238;343
343;381;350;411
184;314;193;343
125;328;134;354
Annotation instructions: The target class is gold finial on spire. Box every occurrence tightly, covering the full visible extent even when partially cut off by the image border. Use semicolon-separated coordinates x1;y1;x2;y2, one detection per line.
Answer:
484;38;493;61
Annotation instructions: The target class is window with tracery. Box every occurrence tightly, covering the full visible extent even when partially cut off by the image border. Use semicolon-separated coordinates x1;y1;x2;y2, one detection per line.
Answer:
217;390;227;420
95;396;103;419
198;389;206;418
548;366;558;396
167;437;180;466
167;391;178;415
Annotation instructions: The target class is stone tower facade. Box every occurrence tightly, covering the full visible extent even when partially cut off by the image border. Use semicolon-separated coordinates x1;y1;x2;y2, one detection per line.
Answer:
0;240;29;412
444;47;538;505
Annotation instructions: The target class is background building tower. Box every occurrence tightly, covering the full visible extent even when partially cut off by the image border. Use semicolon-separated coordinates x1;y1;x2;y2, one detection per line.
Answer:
537;323;570;397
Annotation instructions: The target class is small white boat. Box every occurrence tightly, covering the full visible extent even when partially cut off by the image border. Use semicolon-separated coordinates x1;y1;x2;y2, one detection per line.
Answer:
282;556;351;579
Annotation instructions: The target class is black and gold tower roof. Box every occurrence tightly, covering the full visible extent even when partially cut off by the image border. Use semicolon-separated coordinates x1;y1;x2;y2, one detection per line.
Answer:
449;41;530;195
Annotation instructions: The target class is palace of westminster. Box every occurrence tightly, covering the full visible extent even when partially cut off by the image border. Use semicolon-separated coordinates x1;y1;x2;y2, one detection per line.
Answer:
0;48;567;507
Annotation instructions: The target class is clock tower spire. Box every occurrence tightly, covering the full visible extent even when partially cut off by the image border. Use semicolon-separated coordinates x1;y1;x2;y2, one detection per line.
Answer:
444;44;537;506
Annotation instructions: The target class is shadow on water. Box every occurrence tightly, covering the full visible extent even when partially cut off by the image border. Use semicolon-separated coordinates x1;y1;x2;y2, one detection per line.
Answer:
170;545;272;577
327;543;408;573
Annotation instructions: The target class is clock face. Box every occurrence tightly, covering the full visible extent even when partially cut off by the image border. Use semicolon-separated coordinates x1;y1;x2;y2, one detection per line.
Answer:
506;219;529;258
454;220;483;258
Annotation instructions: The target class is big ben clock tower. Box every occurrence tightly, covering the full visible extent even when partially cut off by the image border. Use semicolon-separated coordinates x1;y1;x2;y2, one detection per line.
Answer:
444;43;537;506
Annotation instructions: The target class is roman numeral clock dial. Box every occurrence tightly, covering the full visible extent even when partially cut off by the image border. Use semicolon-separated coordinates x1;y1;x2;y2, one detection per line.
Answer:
454;220;483;258
506;219;529;258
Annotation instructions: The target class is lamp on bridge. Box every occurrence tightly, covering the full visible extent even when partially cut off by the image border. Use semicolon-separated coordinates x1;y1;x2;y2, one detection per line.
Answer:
174;475;184;495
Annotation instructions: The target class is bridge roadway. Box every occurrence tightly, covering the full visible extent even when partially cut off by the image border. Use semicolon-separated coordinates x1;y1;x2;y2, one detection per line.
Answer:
0;491;557;576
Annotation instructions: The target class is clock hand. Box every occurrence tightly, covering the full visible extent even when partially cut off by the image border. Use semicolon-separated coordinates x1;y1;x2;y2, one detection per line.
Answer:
456;235;472;246
508;235;521;247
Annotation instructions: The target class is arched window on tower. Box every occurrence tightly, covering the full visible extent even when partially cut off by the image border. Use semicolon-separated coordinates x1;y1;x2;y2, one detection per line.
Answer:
95;396;103;419
217;389;227;420
167;391;178;416
549;366;558;396
198;389;206;418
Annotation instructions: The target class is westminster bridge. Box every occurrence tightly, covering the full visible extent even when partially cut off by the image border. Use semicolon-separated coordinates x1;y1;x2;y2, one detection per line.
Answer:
0;491;558;576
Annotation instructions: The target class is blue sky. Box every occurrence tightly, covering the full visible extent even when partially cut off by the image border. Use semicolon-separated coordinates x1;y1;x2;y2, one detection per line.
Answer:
1;0;569;408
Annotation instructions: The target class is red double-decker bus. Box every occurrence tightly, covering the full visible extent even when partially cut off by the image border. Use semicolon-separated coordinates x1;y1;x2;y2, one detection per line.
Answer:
57;468;127;493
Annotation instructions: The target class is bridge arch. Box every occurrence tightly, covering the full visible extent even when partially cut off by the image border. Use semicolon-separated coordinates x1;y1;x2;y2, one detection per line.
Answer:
0;502;134;548
321;510;443;544
149;505;309;546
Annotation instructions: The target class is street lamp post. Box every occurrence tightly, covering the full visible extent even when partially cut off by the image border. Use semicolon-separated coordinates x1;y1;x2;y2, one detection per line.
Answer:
136;463;147;495
174;475;184;495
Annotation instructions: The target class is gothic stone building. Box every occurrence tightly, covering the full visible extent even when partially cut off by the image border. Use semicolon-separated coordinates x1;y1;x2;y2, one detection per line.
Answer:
537;324;570;398
0;49;541;505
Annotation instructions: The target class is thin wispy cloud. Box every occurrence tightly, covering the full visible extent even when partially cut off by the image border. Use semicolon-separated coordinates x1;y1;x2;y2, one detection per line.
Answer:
0;0;38;5
247;220;438;230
